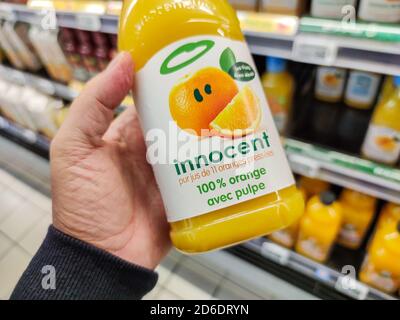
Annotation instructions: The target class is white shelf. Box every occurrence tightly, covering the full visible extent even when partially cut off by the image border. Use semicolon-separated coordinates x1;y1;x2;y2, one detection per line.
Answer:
242;239;397;301
0;4;399;75
285;139;400;205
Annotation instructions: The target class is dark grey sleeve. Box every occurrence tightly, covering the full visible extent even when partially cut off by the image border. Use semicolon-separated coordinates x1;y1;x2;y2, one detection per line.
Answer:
10;226;158;300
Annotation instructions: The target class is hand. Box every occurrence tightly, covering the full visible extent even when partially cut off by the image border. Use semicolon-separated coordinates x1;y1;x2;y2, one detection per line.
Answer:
50;52;171;269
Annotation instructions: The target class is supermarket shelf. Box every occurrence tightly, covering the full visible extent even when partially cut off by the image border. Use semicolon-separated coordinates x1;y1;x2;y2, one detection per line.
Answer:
285;139;400;205
232;239;396;300
0;5;399;75
0;65;78;101
0;115;49;157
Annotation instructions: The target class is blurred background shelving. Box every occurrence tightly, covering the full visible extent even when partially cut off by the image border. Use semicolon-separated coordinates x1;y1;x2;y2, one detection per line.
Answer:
0;0;399;300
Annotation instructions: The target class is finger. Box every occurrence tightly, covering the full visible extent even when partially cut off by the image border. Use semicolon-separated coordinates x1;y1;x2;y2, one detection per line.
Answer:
62;52;134;147
103;105;138;143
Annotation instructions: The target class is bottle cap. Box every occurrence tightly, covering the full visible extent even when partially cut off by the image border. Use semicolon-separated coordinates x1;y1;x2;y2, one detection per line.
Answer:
267;56;286;73
394;76;400;87
320;191;336;206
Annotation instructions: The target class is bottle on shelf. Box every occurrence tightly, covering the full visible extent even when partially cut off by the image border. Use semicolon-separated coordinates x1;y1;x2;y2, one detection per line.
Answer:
337;189;377;249
311;0;358;19
228;0;259;12
92;32;111;72
59;28;89;82
298;176;330;199
119;0;304;253
76;30;99;78
262;56;294;134
296;191;342;263
359;221;400;294
259;0;306;16
362;76;400;165
314;66;347;103
376;202;400;231
379;76;395;104
344;70;381;110
358;0;400;23
268;186;306;248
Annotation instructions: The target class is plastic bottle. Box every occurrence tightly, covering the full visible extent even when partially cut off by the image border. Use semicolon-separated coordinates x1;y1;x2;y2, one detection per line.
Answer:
76;30;99;78
296;191;342;262
59;28;89;81
379;76;395;104
311;0;358;19
359;221;400;294
92;32;111;72
262;57;294;134
344;71;381;110
119;0;304;253
359;0;400;23
298;176;330;199
376;202;400;231
315;67;347;103
337;189;377;249
259;0;306;16
269;187;306;248
362;76;400;165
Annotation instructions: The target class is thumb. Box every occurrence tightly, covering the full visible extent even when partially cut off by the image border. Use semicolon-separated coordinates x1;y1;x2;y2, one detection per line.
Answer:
61;52;134;147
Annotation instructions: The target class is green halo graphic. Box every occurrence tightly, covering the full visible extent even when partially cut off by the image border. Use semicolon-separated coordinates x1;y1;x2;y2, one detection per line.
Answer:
160;40;215;75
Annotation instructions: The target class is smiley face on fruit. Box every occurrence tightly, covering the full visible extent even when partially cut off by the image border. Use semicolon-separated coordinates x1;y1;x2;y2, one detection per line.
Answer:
169;67;261;137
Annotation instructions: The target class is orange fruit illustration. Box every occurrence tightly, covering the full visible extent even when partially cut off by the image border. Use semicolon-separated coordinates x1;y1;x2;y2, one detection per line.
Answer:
375;136;397;152
210;86;261;138
323;73;338;87
169;67;239;135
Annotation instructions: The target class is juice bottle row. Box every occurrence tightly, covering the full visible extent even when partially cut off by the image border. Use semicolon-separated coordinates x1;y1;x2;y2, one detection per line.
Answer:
228;0;400;23
0;19;117;83
268;176;400;295
258;56;400;167
0;74;68;139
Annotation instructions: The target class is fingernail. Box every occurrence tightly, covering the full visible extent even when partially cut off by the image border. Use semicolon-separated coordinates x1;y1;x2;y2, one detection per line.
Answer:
107;52;129;70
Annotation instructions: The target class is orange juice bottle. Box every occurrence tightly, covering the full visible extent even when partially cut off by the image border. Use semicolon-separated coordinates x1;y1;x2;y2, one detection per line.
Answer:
359;222;400;294
376;202;400;231
269;187;306;248
362;76;400;165
337;189;377;249
119;0;304;254
262;57;294;134
296;191;342;262
298;176;330;199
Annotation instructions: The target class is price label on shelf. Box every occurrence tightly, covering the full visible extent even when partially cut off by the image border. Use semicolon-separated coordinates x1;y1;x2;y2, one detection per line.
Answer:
76;14;101;31
35;78;56;96
292;35;338;66
261;242;290;266
0;4;16;21
288;153;320;178
335;276;369;300
21;129;38;144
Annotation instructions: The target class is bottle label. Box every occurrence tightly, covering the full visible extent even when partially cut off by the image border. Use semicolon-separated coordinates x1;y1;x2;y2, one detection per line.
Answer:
338;223;362;247
311;0;357;18
297;236;328;261
269;229;295;248
315;67;346;101
359;0;400;23
345;71;380;106
135;36;295;222
361;257;399;293
362;125;400;164
265;93;290;133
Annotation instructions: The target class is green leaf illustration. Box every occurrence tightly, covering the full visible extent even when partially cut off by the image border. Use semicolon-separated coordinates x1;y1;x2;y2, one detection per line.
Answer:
220;48;237;73
228;62;256;82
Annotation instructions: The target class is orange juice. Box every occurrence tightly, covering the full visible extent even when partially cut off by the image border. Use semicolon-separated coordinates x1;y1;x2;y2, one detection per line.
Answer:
337;189;377;249
262;57;294;134
296;192;342;262
119;0;304;253
377;203;400;231
360;222;400;294
269;187;306;248
362;76;400;165
298;176;330;199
